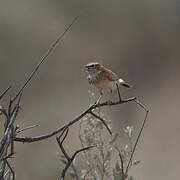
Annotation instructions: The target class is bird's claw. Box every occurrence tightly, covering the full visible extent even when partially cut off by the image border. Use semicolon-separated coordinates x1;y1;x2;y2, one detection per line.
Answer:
94;101;100;106
107;100;113;105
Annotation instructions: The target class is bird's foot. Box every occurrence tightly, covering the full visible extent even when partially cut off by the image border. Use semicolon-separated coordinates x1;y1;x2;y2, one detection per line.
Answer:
94;100;101;106
107;100;113;105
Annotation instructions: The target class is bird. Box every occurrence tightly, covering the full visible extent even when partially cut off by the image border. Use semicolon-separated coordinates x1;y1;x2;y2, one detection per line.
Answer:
84;62;131;103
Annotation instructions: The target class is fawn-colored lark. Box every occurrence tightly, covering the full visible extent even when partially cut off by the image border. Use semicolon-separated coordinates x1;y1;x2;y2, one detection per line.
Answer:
84;62;131;103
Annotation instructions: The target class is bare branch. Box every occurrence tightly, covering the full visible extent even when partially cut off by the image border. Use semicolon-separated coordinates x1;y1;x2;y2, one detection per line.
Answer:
114;146;126;180
4;159;15;180
56;128;70;161
0;93;22;160
56;126;94;180
0;86;11;101
90;111;112;135
11;16;79;104
15;124;39;134
3;170;10;179
14;97;136;143
10;126;14;156
2;152;15;161
125;99;149;175
60;146;94;180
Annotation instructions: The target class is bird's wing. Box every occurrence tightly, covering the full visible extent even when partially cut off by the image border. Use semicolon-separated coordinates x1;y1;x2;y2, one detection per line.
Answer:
106;69;119;81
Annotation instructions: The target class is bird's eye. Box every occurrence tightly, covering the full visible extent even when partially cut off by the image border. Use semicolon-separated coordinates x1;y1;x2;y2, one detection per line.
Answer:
91;64;95;67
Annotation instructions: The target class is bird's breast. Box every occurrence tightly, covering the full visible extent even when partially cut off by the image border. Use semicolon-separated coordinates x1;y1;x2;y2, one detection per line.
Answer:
87;71;116;90
87;71;101;84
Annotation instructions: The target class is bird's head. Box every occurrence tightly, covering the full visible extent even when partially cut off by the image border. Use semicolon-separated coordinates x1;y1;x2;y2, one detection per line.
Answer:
84;62;102;73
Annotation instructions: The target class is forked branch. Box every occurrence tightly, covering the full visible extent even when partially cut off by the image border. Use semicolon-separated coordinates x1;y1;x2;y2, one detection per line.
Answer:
56;127;94;180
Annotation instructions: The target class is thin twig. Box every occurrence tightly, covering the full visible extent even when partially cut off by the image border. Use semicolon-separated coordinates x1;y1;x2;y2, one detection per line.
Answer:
0;160;6;178
10;92;22;119
0;86;11;101
11;16;79;104
60;146;94;180
57;126;94;180
4;159;15;180
10;126;14;155
2;152;15;160
125;99;149;175
114;146;125;180
56;128;70;161
0;93;22;160
3;170;10;179
8;97;12;118
90;111;112;135
15;124;39;134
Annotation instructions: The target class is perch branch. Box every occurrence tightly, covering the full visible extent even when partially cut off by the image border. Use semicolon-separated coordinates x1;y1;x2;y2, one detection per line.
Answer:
14;97;136;143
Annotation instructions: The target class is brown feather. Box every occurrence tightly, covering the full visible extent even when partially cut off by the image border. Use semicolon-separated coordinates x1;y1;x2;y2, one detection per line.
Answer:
101;67;119;81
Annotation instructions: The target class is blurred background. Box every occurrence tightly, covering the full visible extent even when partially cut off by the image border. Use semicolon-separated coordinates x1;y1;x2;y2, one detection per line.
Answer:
0;0;180;179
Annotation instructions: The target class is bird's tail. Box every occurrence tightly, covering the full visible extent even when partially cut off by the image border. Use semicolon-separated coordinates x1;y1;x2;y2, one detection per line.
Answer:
118;78;131;88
